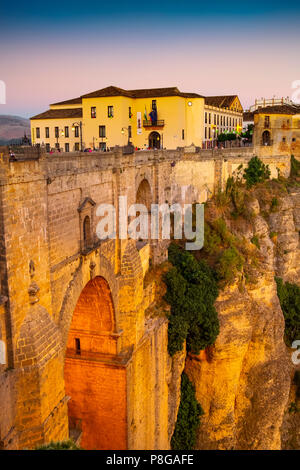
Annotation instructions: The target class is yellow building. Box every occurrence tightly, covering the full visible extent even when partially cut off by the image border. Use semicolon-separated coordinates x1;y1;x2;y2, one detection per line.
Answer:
253;104;300;157
203;95;243;148
30;86;243;151
31;86;205;151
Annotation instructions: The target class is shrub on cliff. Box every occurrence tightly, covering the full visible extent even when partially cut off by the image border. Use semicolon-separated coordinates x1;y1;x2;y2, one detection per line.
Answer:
243;156;271;188
275;277;300;347
35;440;81;450
171;372;203;450
164;243;219;356
290;155;300;179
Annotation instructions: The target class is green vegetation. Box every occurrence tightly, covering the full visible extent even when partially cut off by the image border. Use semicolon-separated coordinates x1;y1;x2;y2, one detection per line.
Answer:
171;372;204;450
243;156;271;188
251;235;260;249
294;370;300;400
204;218;246;285
216;247;244;285
217;132;237;142
35;440;81;450
290;155;300;178
275;277;300;347
288;402;300;414
164;243;219;356
270;197;279;212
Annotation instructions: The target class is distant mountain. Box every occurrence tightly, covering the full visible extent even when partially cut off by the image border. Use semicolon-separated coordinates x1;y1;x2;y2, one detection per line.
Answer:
0;115;30;145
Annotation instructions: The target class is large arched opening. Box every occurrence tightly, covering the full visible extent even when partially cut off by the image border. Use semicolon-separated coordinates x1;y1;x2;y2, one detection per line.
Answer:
64;276;127;450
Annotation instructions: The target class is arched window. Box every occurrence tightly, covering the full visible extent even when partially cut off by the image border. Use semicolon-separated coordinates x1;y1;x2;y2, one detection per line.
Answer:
83;215;92;250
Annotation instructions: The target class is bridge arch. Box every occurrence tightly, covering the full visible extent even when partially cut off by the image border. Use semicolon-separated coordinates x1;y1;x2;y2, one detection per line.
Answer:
64;275;127;450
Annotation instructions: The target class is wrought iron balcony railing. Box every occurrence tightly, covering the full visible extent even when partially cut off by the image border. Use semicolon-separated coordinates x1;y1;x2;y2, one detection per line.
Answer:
143;120;165;127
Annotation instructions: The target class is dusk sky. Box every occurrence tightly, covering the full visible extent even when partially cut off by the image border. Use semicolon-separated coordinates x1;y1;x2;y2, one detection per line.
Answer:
0;0;300;117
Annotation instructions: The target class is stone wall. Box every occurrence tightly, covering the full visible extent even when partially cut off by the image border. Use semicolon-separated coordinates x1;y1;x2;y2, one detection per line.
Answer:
0;147;293;449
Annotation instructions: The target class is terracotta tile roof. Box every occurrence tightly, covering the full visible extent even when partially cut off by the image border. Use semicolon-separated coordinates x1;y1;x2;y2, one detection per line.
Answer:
30;108;82;120
81;85;204;99
50;97;82;106
254;104;300;115
243;111;254;121
204;95;239;109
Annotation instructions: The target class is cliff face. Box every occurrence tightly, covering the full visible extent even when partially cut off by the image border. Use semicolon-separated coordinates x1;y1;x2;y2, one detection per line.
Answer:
185;185;300;450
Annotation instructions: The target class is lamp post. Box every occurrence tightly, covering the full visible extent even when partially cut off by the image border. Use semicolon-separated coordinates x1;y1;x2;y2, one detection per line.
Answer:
55;127;64;151
121;127;131;146
72;121;83;152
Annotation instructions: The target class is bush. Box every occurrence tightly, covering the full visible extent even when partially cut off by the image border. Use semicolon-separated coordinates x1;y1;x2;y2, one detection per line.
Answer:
171;372;204;450
164;244;219;356
275;277;300;347
35;440;81;450
216;247;244;284
243;156;271;188
270;197;279;212
290;155;300;178
251;235;260;249
293;370;300;400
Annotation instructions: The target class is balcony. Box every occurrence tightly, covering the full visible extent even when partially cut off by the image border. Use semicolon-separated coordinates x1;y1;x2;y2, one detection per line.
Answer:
143;120;165;128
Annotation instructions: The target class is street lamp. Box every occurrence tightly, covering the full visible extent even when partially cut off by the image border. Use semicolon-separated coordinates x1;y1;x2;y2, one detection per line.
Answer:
72;121;83;152
121;127;131;146
55;127;64;151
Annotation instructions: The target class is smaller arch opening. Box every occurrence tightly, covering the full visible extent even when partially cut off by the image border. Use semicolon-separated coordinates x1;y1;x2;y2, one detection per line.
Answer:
83;215;92;250
148;131;161;149
262;130;271;146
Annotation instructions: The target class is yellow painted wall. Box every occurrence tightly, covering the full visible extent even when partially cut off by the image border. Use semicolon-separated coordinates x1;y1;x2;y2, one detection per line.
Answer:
31;94;205;150
31;117;82;151
80;94;205;149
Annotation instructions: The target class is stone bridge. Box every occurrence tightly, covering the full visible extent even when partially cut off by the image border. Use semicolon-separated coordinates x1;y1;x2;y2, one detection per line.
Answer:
0;146;290;449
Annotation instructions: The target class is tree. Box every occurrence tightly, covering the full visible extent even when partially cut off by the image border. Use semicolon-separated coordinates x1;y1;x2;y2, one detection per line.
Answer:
243;156;271;188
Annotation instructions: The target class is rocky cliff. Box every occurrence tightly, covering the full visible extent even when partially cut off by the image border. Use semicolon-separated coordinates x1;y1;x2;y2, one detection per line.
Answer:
175;180;300;450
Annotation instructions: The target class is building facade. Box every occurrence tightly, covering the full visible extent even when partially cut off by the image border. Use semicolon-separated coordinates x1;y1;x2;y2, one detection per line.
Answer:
203;95;243;148
31;86;205;151
31;86;243;151
253;104;300;158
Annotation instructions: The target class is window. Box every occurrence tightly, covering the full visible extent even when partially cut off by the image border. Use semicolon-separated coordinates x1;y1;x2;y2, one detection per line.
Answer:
55;127;59;138
55;142;60;149
230;118;232;127
74;126;79;138
182;129;185;140
108;106;114;118
64;126;69;138
75;338;81;355
264;116;270;128
65;143;69;152
36;127;40;138
74;142;80;151
209;113;211;124
128;125;132;138
220;116;223;126
282;137;286;142
292;137;296;142
91;106;96;118
205;127;207;139
45;127;49;138
129;107;132;118
214;114;216;125
152;100;157;111
46;143;50;152
99;142;106;151
205;112;207;124
217;115;219;125
99;125;106;138
83;215;92;250
209;128;211;139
